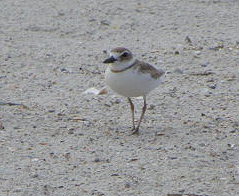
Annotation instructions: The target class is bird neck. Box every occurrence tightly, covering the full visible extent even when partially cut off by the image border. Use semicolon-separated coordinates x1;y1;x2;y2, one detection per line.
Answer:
109;58;136;72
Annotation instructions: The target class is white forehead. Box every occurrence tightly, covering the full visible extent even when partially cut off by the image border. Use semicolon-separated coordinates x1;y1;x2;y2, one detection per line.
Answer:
110;50;132;58
110;51;122;58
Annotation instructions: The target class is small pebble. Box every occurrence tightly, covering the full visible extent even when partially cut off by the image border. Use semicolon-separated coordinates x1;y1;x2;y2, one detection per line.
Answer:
206;79;214;82
61;68;68;72
32;174;39;178
100;20;110;25
88;18;96;22
93;158;101;162
155;132;165;136
208;85;216;89
115;99;121;104
167;156;178;160
0;121;4;130
111;173;119;176
228;143;235;148
58;10;65;16
174;68;184;74
64;153;70;161
179;189;185;193
148;104;155;110
125;182;131;188
68;129;74;134
194;51;201;55
201;63;208;67
185;35;192;43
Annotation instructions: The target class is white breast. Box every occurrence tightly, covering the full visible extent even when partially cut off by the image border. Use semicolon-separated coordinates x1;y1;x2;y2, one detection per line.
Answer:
105;67;162;97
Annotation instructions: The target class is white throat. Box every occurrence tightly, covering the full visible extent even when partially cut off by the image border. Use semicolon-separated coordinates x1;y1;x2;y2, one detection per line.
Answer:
109;58;136;72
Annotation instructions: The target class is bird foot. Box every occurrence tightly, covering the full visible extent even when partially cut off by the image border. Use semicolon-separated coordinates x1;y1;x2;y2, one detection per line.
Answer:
129;127;139;135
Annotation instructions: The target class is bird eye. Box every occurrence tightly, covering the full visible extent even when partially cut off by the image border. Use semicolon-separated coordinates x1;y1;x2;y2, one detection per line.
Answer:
122;52;128;57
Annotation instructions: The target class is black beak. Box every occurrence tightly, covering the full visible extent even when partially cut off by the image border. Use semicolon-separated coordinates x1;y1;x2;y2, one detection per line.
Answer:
103;56;117;63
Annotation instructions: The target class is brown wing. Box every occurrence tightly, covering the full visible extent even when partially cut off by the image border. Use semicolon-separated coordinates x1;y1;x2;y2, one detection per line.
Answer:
134;60;165;79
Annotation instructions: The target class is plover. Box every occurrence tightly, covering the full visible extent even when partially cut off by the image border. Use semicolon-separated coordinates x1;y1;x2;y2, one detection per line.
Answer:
103;47;165;134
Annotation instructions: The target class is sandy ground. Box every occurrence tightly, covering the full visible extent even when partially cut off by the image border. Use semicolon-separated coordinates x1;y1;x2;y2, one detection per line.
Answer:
1;0;239;195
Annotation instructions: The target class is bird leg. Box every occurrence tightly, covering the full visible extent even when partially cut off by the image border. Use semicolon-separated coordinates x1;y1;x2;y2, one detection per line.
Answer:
127;97;135;131
132;96;147;134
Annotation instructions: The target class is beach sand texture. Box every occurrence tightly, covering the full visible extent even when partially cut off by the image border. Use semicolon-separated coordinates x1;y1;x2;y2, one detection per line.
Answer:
0;0;239;195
